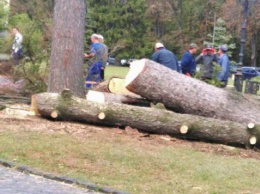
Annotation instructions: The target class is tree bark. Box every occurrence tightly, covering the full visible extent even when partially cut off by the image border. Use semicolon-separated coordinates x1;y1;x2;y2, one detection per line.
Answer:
86;90;150;106
125;59;260;124
32;91;260;148
48;0;86;97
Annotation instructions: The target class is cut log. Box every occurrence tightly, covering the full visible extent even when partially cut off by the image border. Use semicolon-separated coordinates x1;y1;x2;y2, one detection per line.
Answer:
108;77;141;98
248;123;255;129
86;90;150;106
32;91;260;149
125;59;260;124
249;136;257;145
180;125;189;134
51;110;59;119
98;112;106;120
92;80;110;92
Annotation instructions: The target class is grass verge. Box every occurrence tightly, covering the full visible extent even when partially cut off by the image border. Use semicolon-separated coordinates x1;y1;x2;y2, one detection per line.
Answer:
104;66;129;80
0;127;259;194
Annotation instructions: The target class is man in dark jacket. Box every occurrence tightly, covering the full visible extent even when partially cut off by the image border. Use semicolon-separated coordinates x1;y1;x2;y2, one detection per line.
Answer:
181;43;199;76
195;45;218;80
151;43;180;72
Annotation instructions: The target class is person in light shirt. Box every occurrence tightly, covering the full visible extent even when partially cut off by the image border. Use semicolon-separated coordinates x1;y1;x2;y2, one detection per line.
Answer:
11;27;23;65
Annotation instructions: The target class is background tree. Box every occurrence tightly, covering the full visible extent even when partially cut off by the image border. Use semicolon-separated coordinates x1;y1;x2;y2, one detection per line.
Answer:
0;0;54;93
48;0;86;97
204;18;236;59
222;0;260;66
0;0;9;32
88;0;153;59
4;0;260;80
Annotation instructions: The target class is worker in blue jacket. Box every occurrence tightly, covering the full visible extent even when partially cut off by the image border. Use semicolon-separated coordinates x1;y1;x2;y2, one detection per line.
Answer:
84;34;105;88
217;45;230;87
181;43;199;77
151;42;180;72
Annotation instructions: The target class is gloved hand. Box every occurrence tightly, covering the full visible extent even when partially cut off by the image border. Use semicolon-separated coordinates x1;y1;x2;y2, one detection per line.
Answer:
201;49;206;55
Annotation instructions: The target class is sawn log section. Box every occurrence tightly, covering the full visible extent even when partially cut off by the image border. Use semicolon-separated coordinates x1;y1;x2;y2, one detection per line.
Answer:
32;92;260;148
125;59;260;124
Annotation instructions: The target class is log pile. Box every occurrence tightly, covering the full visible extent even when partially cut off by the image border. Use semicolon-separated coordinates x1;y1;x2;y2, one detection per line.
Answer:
32;59;260;149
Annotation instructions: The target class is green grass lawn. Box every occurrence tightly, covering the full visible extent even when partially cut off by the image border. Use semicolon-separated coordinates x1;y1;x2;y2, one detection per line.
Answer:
104;65;129;80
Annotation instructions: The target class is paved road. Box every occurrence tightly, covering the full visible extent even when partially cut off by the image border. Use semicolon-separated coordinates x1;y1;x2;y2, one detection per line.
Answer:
0;166;101;194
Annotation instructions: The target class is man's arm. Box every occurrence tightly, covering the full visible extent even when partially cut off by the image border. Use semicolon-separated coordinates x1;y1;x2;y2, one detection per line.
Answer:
84;53;95;58
195;54;203;63
84;44;97;58
213;54;219;63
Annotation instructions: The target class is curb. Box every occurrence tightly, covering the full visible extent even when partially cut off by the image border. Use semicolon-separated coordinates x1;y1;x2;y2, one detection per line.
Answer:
0;159;128;194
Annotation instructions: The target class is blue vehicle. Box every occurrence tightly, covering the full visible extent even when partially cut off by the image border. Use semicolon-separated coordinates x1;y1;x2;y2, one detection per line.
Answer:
241;67;260;80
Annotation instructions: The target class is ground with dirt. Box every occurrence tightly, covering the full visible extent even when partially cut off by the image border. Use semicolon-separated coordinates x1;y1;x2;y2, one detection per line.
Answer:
0;60;25;95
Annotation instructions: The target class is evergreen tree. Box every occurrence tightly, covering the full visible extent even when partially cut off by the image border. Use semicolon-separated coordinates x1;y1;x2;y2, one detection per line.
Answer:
88;0;153;58
84;0;95;48
204;18;236;58
0;0;9;32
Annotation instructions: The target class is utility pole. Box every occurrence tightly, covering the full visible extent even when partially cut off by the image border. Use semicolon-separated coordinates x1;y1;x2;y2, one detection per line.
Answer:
212;12;216;46
234;0;249;92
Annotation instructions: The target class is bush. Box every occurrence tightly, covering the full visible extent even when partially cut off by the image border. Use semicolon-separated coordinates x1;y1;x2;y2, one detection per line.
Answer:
6;13;51;94
194;62;224;87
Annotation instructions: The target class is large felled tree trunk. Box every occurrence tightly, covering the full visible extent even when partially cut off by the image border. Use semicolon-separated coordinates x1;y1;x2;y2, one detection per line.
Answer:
32;91;260;149
48;0;86;97
125;59;260;124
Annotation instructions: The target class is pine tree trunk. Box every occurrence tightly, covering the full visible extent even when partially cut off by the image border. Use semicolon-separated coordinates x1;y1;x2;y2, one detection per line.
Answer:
48;0;86;97
32;91;260;148
125;59;260;124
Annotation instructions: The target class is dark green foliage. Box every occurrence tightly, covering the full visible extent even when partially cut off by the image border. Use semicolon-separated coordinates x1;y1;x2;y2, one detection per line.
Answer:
0;0;9;32
3;0;259;96
88;0;153;58
204;18;236;58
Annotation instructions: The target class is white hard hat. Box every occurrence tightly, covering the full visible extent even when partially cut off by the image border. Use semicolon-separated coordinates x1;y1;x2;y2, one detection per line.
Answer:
155;42;164;49
98;34;104;40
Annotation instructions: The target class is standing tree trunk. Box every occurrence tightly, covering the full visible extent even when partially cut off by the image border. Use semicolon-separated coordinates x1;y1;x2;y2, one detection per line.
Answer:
125;59;260;124
251;32;257;67
48;0;86;97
